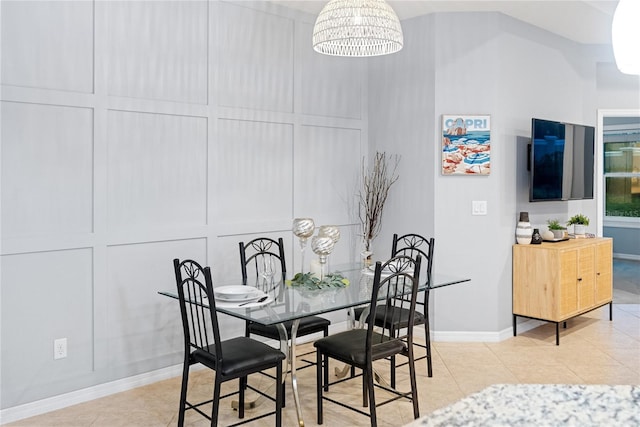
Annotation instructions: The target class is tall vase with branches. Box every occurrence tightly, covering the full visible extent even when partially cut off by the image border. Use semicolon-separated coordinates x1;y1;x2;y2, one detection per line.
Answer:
358;152;400;262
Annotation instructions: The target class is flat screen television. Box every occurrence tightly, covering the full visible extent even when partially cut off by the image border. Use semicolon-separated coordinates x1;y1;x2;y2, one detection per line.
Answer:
529;118;595;202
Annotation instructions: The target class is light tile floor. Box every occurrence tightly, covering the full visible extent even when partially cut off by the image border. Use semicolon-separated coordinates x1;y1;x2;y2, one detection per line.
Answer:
6;304;639;427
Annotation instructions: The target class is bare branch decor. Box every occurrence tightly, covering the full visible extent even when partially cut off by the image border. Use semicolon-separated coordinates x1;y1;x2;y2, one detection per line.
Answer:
358;152;400;253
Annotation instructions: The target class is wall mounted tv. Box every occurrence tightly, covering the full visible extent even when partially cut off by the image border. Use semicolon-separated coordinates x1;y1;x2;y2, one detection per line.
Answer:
529;118;595;202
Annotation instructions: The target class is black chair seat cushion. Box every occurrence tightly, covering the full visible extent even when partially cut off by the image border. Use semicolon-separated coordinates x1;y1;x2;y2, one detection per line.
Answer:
194;336;285;377
354;305;425;330
249;316;330;340
314;329;405;366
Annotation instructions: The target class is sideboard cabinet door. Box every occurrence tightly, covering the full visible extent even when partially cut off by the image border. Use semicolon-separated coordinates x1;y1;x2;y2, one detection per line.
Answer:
577;245;596;312
595;239;613;305
558;249;579;319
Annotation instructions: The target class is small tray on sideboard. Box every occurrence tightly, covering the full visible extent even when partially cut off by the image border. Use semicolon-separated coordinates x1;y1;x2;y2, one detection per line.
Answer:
543;237;570;243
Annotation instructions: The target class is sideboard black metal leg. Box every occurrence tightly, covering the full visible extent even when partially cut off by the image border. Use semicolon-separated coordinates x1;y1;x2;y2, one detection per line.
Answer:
513;314;517;337
610;302;613;321
563;321;567;329
556;322;560;346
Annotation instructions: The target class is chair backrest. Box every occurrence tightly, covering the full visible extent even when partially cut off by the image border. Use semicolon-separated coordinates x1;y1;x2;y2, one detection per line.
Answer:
239;237;286;294
366;255;422;355
391;233;434;290
173;259;221;361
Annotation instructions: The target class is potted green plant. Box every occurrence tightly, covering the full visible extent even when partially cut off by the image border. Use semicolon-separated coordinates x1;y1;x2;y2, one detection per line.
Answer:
567;214;589;235
547;219;567;239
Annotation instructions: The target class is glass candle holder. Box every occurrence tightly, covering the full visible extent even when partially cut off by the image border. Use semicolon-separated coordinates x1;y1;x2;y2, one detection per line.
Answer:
311;235;335;279
318;225;340;273
293;218;315;273
318;225;340;243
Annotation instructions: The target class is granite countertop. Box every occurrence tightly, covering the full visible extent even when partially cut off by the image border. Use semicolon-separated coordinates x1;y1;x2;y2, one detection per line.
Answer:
405;384;640;427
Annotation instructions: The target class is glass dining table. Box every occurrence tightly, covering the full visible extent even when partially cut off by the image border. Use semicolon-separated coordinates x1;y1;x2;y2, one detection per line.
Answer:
159;263;470;427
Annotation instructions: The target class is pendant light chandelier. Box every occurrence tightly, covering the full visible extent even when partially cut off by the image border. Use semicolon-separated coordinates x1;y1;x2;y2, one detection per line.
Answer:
312;0;403;57
611;0;640;75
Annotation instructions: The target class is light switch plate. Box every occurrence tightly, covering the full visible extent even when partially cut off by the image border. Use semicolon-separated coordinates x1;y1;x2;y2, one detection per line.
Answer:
472;200;487;215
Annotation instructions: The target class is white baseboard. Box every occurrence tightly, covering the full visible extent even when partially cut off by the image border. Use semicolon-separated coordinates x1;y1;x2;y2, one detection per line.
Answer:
1;319;543;425
0;323;356;425
423;318;544;343
252;318;549;349
613;253;640;261
0;364;184;425
334;319;546;343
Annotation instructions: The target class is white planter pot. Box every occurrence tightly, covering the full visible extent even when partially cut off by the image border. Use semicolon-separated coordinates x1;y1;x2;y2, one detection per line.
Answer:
574;224;586;235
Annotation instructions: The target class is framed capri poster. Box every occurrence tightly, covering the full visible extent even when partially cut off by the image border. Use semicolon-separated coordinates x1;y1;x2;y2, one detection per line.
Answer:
442;114;491;175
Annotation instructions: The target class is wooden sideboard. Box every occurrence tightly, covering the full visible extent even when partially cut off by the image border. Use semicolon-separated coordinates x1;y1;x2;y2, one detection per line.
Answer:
512;237;613;344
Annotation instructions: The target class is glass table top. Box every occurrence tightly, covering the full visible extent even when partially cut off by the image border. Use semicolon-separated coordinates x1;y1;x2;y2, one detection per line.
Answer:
159;264;470;326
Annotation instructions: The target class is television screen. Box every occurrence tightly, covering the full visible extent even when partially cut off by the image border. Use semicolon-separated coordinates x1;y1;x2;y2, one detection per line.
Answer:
530;118;594;202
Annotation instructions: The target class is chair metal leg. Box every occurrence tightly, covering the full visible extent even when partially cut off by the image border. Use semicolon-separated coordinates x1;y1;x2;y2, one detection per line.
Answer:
424;290;433;378
276;362;283;427
177;360;190;427
274;321;289;411
323;327;329;392
366;363;377;427
281;379;286;408
212;377;221;427
362;371;368;408
390;355;396;389
238;376;246;419
424;320;433;377
316;350;323;425
408;344;419;419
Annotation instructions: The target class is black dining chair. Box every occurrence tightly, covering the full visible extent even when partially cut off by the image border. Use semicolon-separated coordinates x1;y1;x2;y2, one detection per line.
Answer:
390;233;435;377
173;258;285;426
351;234;435;383
239;237;331;397
314;255;422;427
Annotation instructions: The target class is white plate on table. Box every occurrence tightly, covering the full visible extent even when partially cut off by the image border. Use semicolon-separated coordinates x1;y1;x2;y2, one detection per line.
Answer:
362;264;414;277
362;266;393;277
215;293;273;309
214;285;261;301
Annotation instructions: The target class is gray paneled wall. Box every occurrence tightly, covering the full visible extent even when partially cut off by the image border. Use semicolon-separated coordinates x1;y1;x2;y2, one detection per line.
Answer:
368;10;639;339
1;102;94;237
1;0;366;409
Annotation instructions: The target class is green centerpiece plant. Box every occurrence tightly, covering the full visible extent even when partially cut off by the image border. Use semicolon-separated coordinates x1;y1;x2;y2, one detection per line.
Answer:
286;272;349;291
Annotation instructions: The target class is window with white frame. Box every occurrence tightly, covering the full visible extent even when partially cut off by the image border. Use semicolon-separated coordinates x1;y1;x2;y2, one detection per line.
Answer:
603;123;640;225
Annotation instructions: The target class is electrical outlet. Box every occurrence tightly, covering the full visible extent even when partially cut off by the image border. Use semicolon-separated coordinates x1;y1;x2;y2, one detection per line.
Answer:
54;338;67;360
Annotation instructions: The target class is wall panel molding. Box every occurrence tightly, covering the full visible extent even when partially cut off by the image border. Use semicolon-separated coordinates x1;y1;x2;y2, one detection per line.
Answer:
0;86;97;109
1;248;95;408
0;0;366;413
105;1;209;104
1;101;94;238
1;0;94;93
106;110;208;232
